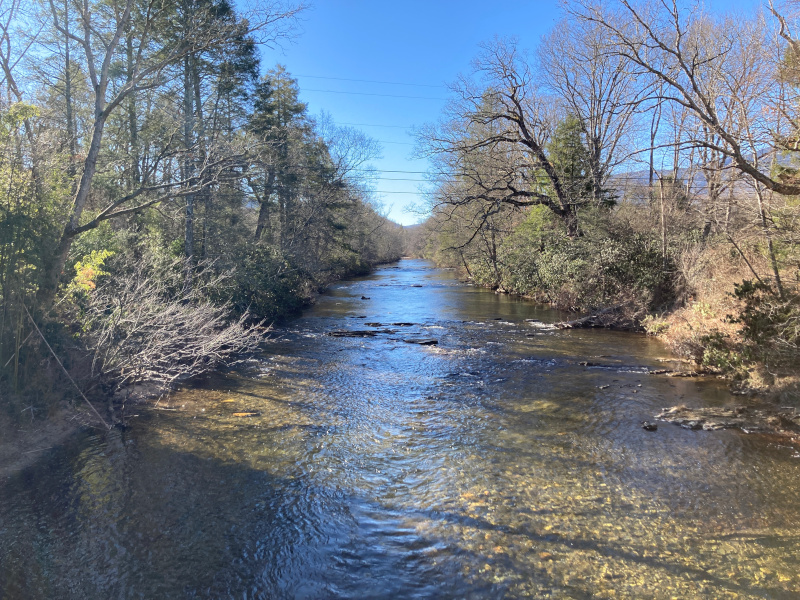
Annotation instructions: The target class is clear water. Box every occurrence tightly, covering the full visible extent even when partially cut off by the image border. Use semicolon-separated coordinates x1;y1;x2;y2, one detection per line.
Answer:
2;259;799;599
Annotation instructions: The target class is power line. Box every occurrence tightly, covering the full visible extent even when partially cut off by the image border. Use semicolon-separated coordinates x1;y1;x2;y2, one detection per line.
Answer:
298;74;443;89
243;163;705;183
371;190;422;194
303;88;445;101
339;122;413;129
355;169;432;174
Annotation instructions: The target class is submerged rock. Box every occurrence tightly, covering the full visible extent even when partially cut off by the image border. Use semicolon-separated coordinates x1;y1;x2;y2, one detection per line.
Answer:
526;321;558;331
327;330;378;338
556;314;605;329
641;421;658;431
403;338;438;346
647;368;706;377
554;305;640;330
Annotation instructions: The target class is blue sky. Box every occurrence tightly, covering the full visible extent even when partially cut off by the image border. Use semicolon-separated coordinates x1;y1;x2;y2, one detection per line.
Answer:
263;0;763;226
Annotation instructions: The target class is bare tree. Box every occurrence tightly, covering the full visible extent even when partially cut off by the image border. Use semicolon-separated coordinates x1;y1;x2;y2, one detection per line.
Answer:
538;17;649;204
418;38;582;237
571;0;798;194
570;0;800;296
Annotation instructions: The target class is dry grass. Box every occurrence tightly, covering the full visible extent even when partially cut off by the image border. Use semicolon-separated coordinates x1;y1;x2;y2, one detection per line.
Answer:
648;241;800;400
656;243;747;361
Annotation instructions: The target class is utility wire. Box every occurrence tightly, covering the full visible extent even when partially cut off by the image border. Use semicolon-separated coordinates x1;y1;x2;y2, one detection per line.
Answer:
304;88;445;100
371;177;430;182
370;190;423;194
339;122;413;129
23;305;112;430
298;74;443;89
247;163;692;182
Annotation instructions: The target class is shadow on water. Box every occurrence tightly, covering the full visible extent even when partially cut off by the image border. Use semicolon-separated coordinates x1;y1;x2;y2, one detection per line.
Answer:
0;425;303;598
2;260;800;599
0;420;498;599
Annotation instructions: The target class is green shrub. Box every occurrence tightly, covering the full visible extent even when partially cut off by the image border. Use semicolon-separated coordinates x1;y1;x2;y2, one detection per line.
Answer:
227;245;312;322
700;331;746;377
733;281;800;372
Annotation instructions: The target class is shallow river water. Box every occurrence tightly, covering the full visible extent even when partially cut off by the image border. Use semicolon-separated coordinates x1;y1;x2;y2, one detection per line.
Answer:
2;259;800;599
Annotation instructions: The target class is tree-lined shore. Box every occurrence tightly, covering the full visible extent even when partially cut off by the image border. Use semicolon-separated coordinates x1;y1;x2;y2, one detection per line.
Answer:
0;0;403;428
413;0;800;397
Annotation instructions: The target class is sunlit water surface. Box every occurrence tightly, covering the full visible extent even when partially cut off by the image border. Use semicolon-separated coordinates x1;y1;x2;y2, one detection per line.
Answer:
2;260;799;599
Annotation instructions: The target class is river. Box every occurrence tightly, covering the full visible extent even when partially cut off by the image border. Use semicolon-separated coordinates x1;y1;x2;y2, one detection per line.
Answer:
1;259;799;599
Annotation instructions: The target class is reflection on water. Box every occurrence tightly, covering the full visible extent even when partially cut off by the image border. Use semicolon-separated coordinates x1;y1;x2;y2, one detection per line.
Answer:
2;260;799;599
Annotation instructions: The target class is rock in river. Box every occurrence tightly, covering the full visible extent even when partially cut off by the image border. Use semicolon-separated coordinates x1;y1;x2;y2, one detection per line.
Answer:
327;330;378;338
655;405;800;436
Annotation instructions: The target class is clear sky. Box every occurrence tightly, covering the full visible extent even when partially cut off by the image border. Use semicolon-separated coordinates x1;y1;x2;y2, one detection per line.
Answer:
263;0;763;226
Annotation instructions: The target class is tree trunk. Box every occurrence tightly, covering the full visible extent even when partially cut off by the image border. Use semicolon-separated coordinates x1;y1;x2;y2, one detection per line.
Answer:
754;185;785;299
64;0;77;184
191;58;210;259
38;111;109;307
254;167;276;242
659;178;667;271
126;31;140;187
183;54;195;289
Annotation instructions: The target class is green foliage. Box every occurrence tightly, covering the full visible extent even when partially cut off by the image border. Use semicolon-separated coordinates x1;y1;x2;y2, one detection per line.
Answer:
732;281;800;371
542;115;614;209
492;208;670;314
67;250;114;294
0;54;402;415
0;101;72;406
0;103;39;139
547;115;593;200
226;245;312;322
642;315;670;335
699;331;746;376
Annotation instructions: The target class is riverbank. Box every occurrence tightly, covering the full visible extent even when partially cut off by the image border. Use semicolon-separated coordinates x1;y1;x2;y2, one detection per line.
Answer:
452;274;800;448
467;272;800;404
0;258;404;480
